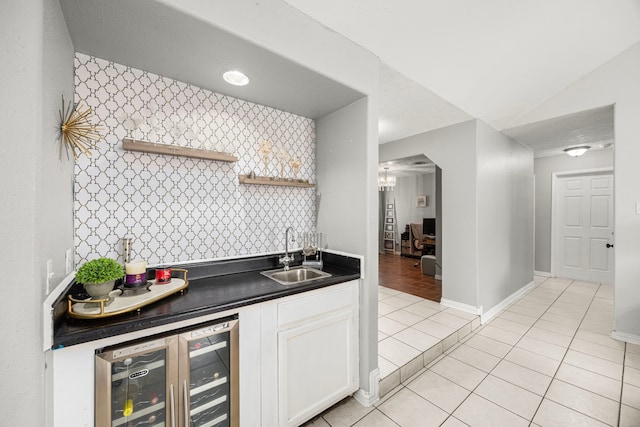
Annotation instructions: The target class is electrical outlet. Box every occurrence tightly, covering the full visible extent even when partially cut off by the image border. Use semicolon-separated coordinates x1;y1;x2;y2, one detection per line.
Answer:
65;248;74;274
46;259;54;294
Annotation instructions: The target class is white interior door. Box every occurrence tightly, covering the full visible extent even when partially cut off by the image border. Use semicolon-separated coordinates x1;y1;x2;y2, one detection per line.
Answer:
553;173;614;284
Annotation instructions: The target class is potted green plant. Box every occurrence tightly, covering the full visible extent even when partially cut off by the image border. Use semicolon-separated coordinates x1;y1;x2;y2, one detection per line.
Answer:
75;257;125;300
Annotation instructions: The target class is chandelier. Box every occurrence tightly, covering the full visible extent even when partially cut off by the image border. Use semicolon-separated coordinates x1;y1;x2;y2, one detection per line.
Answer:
378;167;396;191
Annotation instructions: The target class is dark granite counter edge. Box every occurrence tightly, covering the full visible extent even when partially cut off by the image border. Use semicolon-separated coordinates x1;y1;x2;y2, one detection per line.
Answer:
52;252;361;348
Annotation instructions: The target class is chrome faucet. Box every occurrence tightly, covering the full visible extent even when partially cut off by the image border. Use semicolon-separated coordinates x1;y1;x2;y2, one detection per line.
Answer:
279;227;295;271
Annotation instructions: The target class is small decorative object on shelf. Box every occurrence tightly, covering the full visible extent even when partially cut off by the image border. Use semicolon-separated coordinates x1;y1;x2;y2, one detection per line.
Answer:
290;157;302;180
259;140;273;175
122;139;238;162
238;174;315;188
275;147;289;180
58;95;103;160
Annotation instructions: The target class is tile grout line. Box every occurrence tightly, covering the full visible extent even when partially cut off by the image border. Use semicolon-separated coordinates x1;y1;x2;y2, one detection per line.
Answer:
381;279;619;425
617;342;627;427
528;281;620;426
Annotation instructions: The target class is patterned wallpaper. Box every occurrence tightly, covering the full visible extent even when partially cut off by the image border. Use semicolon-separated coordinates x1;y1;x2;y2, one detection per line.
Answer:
74;53;316;266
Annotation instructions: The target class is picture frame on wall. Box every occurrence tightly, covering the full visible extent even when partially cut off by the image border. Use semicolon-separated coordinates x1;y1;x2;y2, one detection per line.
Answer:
386;217;393;223
384;231;394;240
416;194;428;208
385;224;393;231
386;204;394;209
386;210;394;217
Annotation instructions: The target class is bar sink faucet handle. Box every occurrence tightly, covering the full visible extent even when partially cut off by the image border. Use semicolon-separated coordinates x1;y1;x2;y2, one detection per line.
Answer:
279;227;295;271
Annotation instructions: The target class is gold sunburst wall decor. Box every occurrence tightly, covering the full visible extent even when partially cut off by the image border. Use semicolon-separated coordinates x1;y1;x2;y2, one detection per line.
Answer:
58;95;103;160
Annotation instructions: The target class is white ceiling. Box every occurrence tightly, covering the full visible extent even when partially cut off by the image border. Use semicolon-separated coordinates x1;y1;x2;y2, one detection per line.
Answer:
59;0;364;120
379;154;435;177
378;63;471;144
285;0;640;133
59;0;640;162
503;106;615;158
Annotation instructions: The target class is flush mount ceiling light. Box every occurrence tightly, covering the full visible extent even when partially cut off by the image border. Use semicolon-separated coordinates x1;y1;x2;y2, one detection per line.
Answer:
222;70;250;86
564;145;591;157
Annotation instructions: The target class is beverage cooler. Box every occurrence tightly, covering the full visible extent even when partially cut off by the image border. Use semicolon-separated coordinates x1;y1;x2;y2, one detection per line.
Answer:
95;317;239;427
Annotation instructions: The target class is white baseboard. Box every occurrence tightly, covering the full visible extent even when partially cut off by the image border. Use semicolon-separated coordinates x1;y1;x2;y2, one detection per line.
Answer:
480;280;536;324
354;368;380;407
440;299;481;316
534;271;552;277
434;274;442;280
611;330;640;346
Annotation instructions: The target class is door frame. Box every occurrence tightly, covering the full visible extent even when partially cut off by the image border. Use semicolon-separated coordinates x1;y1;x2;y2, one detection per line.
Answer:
550;167;614;281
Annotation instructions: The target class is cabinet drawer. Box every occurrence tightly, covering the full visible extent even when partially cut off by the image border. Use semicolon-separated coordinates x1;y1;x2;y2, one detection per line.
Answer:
277;281;357;328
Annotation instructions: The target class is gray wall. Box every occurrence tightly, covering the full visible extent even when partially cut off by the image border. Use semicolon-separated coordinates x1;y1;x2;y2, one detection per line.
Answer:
476;121;534;311
381;119;535;314
380;120;479;306
317;96;379;394
534;150;614;273
513;43;640;339
393;173;436;233
1;1;75;426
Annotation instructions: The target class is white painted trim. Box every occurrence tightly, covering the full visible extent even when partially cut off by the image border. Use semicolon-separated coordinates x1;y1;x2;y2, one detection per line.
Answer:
434;274;442;280
550;167;614;280
611;330;640;345
43;271;75;352
480;280;536;324
354;368;379;407
439;299;481;316
534;271;552;277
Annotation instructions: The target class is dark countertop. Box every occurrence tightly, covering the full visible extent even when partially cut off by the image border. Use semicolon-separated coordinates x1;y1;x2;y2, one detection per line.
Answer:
52;251;360;348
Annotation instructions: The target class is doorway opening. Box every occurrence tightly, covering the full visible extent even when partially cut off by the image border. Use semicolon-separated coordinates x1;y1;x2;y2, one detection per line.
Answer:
378;155;442;302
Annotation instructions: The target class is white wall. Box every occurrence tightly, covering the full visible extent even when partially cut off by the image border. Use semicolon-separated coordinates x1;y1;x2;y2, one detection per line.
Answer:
380;120;479;306
1;1;74;426
534;150;614;273
73;53;317;265
513;43;640;340
476;121;534;312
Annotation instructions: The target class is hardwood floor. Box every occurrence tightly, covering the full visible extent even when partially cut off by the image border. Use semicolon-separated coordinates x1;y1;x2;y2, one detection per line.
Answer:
378;253;442;302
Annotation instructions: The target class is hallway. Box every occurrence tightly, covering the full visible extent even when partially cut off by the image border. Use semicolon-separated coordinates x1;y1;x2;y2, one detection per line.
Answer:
304;276;640;426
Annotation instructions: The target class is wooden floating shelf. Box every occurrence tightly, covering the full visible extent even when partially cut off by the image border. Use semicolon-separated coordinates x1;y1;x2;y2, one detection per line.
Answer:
122;138;238;162
238;174;315;188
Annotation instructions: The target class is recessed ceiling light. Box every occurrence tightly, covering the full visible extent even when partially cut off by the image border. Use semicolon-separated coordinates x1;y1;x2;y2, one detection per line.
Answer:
563;145;590;157
223;70;249;86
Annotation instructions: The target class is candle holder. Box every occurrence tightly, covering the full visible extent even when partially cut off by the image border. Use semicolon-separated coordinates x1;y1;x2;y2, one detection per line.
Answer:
276;147;289;180
259;140;273;176
290;157;302;180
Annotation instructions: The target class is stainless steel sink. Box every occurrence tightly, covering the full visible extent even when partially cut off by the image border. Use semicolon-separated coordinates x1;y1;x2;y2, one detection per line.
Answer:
261;266;331;285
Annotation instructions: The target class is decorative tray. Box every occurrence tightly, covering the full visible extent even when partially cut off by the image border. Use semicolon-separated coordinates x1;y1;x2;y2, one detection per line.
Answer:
67;268;189;319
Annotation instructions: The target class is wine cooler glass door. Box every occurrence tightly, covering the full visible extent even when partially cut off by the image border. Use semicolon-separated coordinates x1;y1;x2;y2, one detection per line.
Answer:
179;319;239;427
95;336;179;427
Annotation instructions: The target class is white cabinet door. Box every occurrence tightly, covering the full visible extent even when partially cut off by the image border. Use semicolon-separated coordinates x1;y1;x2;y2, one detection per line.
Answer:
278;309;357;427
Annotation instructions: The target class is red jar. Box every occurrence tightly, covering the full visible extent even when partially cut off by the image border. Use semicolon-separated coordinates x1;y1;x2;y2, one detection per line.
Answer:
155;267;171;284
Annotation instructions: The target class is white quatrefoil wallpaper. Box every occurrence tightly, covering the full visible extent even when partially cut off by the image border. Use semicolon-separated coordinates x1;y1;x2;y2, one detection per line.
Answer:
74;53;316;266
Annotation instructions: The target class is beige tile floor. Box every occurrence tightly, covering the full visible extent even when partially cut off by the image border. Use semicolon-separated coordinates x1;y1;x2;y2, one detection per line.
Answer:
304;276;640;427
